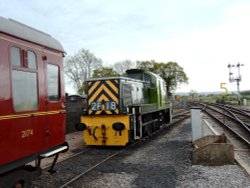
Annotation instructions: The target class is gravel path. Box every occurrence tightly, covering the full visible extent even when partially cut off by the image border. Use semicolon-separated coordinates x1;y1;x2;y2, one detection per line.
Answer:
67;119;250;188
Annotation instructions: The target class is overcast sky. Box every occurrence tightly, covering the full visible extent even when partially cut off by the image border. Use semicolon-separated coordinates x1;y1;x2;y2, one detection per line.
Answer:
1;0;250;94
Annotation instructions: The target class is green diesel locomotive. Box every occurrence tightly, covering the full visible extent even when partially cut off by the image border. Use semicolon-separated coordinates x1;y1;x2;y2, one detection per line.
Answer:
80;69;171;146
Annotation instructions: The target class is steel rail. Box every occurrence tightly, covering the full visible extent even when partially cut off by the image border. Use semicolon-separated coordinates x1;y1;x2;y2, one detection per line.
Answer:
196;103;250;146
208;104;250;133
42;149;91;170
59;149;124;188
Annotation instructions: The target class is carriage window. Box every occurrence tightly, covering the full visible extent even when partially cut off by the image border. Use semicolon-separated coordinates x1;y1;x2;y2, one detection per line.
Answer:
12;70;38;112
11;47;21;66
47;64;60;101
28;51;37;69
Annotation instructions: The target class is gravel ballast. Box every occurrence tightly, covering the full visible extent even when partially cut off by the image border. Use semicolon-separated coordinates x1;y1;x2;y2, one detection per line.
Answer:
68;119;250;187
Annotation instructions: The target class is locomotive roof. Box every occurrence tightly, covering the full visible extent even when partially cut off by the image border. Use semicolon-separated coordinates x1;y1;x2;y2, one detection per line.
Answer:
86;76;147;83
125;69;164;80
0;16;64;53
87;69;165;83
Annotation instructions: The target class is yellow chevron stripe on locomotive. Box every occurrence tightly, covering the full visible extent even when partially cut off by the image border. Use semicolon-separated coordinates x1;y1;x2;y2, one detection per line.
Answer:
87;79;119;115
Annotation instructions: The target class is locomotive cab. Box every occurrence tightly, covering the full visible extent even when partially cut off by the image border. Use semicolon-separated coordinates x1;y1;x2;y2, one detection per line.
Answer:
124;69;156;87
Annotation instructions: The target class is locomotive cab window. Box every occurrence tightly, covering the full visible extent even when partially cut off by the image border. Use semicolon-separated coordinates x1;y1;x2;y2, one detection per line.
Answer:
47;64;60;101
144;73;151;83
150;76;156;88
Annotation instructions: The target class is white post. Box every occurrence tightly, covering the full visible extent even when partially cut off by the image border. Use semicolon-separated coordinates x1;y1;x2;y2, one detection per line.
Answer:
169;102;172;123
243;99;247;106
191;107;202;142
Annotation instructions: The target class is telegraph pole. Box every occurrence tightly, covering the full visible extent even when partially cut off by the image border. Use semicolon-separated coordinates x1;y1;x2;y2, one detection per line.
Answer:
227;63;244;105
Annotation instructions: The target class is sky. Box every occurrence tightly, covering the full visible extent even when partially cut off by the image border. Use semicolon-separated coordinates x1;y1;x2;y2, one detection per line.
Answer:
1;0;250;94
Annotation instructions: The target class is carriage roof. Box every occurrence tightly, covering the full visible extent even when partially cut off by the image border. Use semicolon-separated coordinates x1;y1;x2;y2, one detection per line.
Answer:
0;16;64;53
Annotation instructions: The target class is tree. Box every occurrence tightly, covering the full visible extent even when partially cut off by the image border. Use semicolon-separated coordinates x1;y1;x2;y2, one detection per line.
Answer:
137;60;188;96
92;67;120;78
136;60;155;71
113;60;135;75
64;48;103;94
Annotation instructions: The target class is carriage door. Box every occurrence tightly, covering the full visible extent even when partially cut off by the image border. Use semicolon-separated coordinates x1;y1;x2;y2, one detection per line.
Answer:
45;62;65;146
11;47;38;157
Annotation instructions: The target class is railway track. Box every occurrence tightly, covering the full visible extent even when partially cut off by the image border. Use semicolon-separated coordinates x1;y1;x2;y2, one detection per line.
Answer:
59;148;125;188
31;111;190;187
32;147;125;188
42;148;91;170
61;112;190;187
192;102;250;147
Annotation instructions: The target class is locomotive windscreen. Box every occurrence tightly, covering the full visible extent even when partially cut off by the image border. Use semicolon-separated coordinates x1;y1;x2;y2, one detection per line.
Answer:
124;69;143;80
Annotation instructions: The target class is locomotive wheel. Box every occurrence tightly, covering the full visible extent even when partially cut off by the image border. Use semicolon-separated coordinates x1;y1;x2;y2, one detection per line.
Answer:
154;120;160;131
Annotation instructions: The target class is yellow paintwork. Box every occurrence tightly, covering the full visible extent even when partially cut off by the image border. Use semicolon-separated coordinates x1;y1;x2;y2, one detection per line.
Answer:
82;115;130;146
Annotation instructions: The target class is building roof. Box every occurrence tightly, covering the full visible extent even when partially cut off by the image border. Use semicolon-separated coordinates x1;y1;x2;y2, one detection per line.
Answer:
0;16;64;53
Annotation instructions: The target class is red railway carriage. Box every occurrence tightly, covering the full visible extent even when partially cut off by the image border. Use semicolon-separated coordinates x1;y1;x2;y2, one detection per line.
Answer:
0;17;68;187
